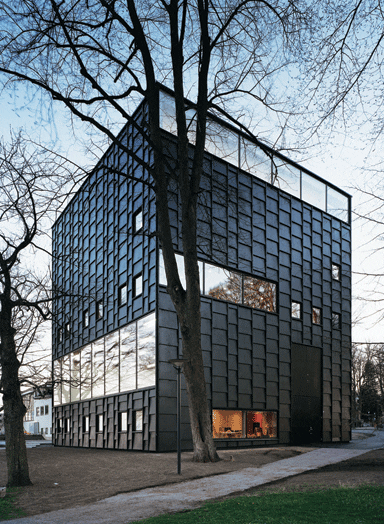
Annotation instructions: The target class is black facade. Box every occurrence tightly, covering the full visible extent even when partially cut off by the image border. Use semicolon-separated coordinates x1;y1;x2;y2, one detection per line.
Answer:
52;88;352;450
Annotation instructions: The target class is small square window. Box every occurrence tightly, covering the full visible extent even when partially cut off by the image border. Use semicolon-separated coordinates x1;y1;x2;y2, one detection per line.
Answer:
332;312;341;329
332;264;341;280
96;414;103;433
133;410;143;432
119;412;127;432
291;302;301;319
96;300;103;320
133;274;143;297
118;284;127;306
133;208;143;233
83;309;89;328
83;415;89;432
312;307;321;325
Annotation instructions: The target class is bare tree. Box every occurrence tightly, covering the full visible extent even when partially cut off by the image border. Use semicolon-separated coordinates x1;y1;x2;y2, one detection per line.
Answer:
0;0;307;462
0;133;80;486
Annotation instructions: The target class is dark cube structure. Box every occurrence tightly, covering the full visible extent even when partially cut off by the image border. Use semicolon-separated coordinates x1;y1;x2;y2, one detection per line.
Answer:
52;87;352;451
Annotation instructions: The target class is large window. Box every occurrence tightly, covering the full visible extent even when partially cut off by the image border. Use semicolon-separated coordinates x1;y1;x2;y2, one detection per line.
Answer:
160;252;276;313
212;409;277;439
53;312;156;405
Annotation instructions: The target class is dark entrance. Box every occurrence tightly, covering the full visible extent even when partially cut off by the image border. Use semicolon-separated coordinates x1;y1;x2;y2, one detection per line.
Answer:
291;344;322;444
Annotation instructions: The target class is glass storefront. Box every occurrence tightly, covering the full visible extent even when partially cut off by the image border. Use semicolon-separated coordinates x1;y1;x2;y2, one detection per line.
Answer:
212;409;277;439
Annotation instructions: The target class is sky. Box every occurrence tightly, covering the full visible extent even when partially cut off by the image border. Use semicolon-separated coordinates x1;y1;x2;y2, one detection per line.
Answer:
1;76;384;348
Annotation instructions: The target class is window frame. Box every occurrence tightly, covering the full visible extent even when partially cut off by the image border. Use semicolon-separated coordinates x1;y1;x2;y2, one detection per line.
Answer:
118;412;128;433
291;301;301;319
312;307;322;325
133;207;143;234
96;413;104;433
118;284;127;306
96;300;104;320
332;263;341;281
133;273;143;298
332;312;341;329
83;309;89;328
133;410;143;432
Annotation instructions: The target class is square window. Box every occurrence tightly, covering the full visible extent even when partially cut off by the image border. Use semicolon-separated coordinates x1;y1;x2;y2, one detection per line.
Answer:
291;302;301;319
133;208;143;233
96;300;103;320
118;284;127;306
83;309;89;328
96;414;103;433
119;412;127;432
83;415;89;432
332;312;341;329
133;274;143;297
133;410;143;432
332;264;341;280
312;307;321;325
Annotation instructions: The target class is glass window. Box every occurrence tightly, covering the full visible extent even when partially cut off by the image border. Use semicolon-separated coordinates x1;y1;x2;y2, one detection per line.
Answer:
244;277;276;312
62;355;71;404
96;300;104;320
159;90;177;134
65;322;70;338
332;263;341;280
159;250;203;291
205;119;239;167
83;309;89;328
133;208;143;233
45;427;48;435
137;313;156;389
36;407;39;417
92;339;105;398
212;410;244;438
57;418;63;433
332;312;341;329
133;274;143;297
105;331;119;395
83;415;89;432
292;301;301;319
274;162;301;199
119;412;127;432
96;413;103;433
120;323;137;392
71;350;81;402
302;172;326;211
312;307;321;325
45;405;49;415
53;359;62;405
58;328;63;343
118;284;127;306
133;410;143;432
246;411;277;438
81;345;92;400
205;264;242;304
240;138;271;183
327;187;349;222
65;418;70;433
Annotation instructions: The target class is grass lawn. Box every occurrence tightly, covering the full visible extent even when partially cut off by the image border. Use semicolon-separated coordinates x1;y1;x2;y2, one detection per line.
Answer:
0;490;26;521
131;486;384;524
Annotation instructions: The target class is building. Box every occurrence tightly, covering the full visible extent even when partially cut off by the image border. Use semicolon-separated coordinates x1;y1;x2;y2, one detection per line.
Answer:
52;86;352;451
23;388;53;438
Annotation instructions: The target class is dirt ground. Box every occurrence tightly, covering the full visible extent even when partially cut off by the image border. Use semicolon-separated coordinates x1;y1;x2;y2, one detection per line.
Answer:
0;445;383;517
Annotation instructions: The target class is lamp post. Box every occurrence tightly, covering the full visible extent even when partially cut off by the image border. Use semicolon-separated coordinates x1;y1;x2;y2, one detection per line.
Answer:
168;358;189;474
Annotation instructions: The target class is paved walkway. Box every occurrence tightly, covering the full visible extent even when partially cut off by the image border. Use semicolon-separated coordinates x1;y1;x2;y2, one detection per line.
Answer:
8;429;384;524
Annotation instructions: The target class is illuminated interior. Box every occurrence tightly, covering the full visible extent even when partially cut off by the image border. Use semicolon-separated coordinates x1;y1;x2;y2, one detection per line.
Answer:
212;409;277;439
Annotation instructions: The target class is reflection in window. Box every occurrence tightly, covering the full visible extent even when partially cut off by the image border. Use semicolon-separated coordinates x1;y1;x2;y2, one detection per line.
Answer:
120;323;137;392
71;350;81;402
159;250;203;291
302;173;326;211
205;264;242;303
159;90;177;134
205;119;239;166
96;300;104;320
312;307;321;325
133;274;143;297
81;345;92;400
83;415;89;432
274;162;301;198
118;284;127;306
243;277;276;312
212;409;277;439
137;313;156;389
105;331;119;395
119;412;127;432
332;312;341;329
92;339;104;398
291;301;301;319
133;410;143;432
53;359;62;405
96;413;103;433
332;263;341;280
327;187;349;222
133;208;143;233
240;138;271;183
62;355;71;404
83;309;89;328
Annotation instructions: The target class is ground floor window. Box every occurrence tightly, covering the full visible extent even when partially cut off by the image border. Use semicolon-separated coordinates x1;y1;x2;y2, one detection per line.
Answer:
212;409;277;439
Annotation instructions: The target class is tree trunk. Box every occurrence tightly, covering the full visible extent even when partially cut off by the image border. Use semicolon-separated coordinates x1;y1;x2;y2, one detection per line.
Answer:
1;324;32;487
